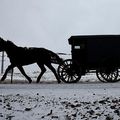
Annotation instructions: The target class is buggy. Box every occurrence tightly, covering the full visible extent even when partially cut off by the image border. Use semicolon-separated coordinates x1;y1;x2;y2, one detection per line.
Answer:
57;35;120;83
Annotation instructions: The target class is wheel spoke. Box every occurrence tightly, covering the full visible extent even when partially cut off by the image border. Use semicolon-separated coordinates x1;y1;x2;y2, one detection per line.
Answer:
67;76;71;82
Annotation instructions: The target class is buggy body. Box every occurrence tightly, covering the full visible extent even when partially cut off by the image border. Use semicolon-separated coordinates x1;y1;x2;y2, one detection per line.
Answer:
58;35;120;83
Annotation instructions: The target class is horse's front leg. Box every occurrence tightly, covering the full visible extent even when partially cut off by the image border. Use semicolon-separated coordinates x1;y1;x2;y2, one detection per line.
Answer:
36;64;46;83
1;65;14;81
46;63;61;83
17;66;32;83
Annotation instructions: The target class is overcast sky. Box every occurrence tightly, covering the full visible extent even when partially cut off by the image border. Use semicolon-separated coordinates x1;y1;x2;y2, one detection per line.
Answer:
0;0;120;53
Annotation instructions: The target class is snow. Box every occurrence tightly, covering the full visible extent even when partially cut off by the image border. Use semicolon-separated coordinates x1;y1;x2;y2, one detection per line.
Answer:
1;73;120;120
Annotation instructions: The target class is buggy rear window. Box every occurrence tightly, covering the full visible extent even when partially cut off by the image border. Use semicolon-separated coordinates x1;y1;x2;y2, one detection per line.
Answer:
74;46;80;49
74;44;85;49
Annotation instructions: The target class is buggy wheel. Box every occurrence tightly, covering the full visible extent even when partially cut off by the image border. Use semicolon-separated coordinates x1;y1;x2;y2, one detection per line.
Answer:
96;69;107;82
97;68;119;82
57;59;81;83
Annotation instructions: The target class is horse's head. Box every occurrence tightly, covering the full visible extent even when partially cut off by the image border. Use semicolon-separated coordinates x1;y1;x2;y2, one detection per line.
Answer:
0;37;7;52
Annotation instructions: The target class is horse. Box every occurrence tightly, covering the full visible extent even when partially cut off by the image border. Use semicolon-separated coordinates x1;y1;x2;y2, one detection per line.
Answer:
0;37;63;83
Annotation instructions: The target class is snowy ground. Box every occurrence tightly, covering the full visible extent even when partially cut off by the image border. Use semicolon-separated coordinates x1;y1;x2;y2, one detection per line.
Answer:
1;72;120;120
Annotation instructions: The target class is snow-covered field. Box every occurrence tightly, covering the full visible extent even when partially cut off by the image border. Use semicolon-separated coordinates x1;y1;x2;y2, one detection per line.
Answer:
1;72;120;120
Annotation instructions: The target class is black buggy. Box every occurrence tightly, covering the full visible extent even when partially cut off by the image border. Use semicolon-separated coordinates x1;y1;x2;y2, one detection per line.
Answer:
57;35;120;83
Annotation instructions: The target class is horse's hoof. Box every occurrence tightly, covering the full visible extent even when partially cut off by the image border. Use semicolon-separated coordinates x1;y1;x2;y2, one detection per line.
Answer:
36;80;40;83
1;79;4;82
36;81;38;83
29;80;32;83
1;76;5;81
58;81;61;84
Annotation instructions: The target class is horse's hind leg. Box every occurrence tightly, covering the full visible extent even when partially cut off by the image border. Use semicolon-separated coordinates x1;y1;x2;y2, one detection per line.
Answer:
45;63;61;83
36;64;46;83
1;65;13;81
17;66;32;83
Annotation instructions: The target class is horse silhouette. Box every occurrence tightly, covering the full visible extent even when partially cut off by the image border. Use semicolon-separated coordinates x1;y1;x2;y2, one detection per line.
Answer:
0;37;63;83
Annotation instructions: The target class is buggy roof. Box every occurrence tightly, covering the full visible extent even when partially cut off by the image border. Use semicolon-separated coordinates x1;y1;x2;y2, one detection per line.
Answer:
68;35;120;45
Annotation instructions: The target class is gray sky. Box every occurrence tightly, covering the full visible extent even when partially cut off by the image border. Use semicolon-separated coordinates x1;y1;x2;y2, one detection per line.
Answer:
0;0;120;53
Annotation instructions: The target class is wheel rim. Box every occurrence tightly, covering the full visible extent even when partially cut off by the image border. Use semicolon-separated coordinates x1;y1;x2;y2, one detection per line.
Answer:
57;59;81;83
97;68;119;82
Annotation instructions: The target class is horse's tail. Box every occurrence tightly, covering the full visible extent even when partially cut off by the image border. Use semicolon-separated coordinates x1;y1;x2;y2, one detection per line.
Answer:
48;50;63;64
